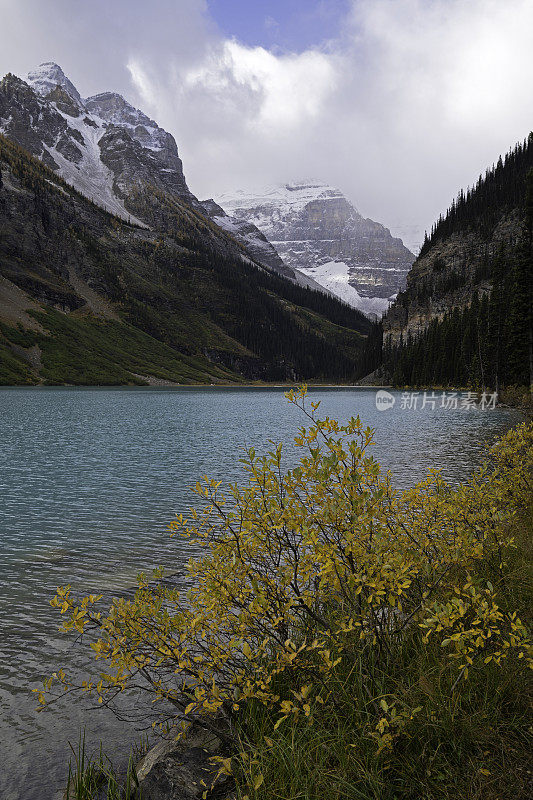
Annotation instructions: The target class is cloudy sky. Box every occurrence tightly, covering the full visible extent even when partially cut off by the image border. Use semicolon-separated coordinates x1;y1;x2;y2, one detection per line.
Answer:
1;0;532;252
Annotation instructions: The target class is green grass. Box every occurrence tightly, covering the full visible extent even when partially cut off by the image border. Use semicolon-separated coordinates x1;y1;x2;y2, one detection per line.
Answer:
65;731;144;800
0;339;36;384
0;309;241;385
234;505;533;800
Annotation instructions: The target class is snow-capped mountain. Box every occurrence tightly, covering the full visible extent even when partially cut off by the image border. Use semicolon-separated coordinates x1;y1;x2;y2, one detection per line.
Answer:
198;198;329;293
0;63;315;284
27;62;84;108
24;63;194;209
1;68;148;222
0;63;413;314
198;198;294;277
216;182;415;316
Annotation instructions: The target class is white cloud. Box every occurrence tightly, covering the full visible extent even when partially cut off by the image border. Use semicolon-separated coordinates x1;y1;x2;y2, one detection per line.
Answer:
1;0;533;253
130;40;336;133
123;0;533;252
220;42;336;130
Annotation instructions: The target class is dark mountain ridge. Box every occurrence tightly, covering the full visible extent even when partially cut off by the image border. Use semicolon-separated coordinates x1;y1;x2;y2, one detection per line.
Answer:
373;133;533;390
0;133;371;385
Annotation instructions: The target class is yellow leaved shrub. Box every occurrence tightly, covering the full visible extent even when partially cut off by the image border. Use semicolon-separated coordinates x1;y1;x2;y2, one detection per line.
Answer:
39;387;532;754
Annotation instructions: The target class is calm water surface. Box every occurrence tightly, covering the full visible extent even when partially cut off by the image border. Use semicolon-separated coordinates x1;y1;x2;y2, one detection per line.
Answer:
0;387;521;800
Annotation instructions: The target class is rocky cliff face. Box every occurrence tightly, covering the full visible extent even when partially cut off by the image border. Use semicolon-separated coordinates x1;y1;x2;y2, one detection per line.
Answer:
0;63;309;283
1;68;144;222
382;211;523;345
0;73;83;170
84;91;194;203
375;133;533;390
0;63;410;309
216;182;415;316
26;65;193;207
199;198;294;278
27;62;84;107
198;198;330;293
381;134;533;353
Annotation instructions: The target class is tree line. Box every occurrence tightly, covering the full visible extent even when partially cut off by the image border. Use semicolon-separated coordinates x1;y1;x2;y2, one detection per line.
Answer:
420;133;533;256
364;143;533;389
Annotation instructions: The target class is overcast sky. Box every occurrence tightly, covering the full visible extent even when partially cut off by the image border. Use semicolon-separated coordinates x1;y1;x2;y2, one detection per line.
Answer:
1;0;532;252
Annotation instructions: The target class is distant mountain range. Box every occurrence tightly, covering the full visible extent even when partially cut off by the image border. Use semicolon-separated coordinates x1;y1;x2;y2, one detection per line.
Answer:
1;64;314;283
216;183;414;317
1;61;525;392
0;64;376;385
0;63;414;317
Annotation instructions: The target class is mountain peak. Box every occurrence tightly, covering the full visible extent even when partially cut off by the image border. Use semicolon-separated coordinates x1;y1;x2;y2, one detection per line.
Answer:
216;181;354;217
85;91;152;126
85;92;172;154
0;72;31;92
86;91;132;110
215;181;413;315
27;62;83;107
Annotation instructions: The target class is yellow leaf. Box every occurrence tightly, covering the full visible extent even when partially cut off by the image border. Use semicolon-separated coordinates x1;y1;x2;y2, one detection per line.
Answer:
220;757;232;775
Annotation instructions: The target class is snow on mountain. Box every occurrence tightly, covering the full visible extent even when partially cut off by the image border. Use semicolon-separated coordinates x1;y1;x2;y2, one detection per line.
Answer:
22;64;169;222
218;181;349;220
215;182;414;317
43;105;145;223
24;62;192;204
199;197;336;294
27;62;83;107
298;260;394;318
84;93;170;153
199;198;296;278
3;63;319;282
5;64;402;308
207;207;279;256
1;64;296;284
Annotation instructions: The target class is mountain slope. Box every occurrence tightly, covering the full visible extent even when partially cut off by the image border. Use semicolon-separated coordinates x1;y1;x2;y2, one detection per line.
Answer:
216;182;415;315
198;198;295;278
378;134;533;389
198;198;333;295
1;64;313;284
0;134;371;385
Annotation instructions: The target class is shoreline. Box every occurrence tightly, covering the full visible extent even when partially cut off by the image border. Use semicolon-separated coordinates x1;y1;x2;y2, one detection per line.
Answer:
0;382;391;389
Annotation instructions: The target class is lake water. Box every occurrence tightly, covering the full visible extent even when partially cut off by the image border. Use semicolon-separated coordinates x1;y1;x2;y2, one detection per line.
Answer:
0;387;521;800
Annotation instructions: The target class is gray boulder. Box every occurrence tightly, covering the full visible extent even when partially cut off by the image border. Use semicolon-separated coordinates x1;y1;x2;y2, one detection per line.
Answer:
135;724;234;800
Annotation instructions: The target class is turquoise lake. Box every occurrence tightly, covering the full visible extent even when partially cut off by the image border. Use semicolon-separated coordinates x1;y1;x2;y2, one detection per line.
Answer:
0;386;521;800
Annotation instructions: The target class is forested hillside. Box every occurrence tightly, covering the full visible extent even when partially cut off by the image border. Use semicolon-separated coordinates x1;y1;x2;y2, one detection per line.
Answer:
0;135;371;385
374;134;533;389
